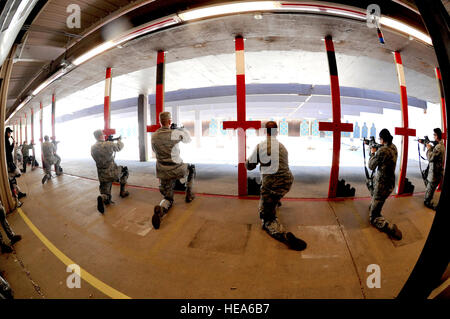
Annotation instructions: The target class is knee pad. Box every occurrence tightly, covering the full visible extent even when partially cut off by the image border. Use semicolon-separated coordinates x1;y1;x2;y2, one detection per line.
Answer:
160;198;173;211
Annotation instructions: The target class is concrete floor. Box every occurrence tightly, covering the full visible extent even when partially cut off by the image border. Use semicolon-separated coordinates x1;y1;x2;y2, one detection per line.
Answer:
59;158;427;198
0;168;437;299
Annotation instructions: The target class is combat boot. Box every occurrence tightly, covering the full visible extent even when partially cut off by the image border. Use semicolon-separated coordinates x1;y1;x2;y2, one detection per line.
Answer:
17;192;26;199
285;232;307;251
97;196;105;214
152;206;164;229
185;189;195;203
0;243;13;254
424;200;435;210
10;235;22;245
120;183;129;198
383;224;402;240
55;165;63;176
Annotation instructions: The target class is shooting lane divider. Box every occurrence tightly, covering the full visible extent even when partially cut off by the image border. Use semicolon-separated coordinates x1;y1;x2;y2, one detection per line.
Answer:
222;36;261;196
31;107;35;163
19;116;22;145
24;112;27;143
39;102;44;167
103;68;116;138
393;51;416;195
51;94;56;141
435;67;446;192
147;50;165;133
318;35;353;198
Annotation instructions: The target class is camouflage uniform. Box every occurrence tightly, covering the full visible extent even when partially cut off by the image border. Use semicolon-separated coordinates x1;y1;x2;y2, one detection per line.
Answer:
21;143;33;172
42;141;61;176
424;140;445;205
246;137;294;242
368;143;398;230
0;202;16;245
91;139;128;203
14;145;23;169
151;126;195;212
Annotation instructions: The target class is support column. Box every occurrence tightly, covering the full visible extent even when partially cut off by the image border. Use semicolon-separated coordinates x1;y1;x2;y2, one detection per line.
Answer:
51;93;56;141
39;102;44;165
222;36;261;196
31;106;35;161
19;117;22;144
138;94;148;162
393;51;416;195
25;112;28;143
318;35;353;198
435;67;447;191
147;50;165;133
103;68;116;138
195;109;201;148
0;46;17;212
30;108;35;143
435;67;447;145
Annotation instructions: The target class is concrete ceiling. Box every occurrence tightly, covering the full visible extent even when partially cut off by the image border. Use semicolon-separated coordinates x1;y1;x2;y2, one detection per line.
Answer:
4;2;441;125
11;11;438;120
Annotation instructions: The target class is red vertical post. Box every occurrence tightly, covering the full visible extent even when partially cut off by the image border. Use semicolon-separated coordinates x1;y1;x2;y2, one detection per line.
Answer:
19;117;22;145
103;68;116;138
393;51;416;195
435;67;447;144
318;35;353;198
24;112;28;143
223;36;261;196
30;107;34;144
51;93;56;141
40;102;44;165
147;51;165;133
435;67;446;192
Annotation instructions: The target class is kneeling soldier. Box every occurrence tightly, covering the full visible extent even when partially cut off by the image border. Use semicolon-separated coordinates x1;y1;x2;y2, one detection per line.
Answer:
246;121;307;251
151;112;196;229
91;130;129;214
368;129;402;240
424;128;445;210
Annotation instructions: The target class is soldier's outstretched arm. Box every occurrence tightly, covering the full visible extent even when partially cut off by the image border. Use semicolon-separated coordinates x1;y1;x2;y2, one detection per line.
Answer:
110;140;124;152
179;128;192;144
245;145;259;171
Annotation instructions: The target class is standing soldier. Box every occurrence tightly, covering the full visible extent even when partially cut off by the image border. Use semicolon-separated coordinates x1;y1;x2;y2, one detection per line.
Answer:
368;128;402;240
246;121;307;251
91;130;129;214
424;128;446;209
151;112;196;229
41;135;63;184
20;141;34;173
14;142;22;169
5;128;15;171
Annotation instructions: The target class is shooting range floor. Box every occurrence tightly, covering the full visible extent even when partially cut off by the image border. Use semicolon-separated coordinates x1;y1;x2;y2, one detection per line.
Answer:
0;169;437;299
58;158;427;198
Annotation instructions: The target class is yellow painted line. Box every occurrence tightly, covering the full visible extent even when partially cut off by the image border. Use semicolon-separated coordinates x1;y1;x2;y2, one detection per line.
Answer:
17;208;131;299
428;277;450;299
